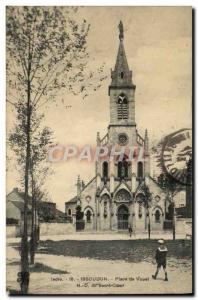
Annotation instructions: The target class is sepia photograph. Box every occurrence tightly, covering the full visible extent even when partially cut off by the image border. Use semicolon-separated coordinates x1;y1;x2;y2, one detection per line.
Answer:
6;6;193;295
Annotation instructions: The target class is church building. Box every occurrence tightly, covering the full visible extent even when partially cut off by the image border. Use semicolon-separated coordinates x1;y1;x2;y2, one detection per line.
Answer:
65;22;168;232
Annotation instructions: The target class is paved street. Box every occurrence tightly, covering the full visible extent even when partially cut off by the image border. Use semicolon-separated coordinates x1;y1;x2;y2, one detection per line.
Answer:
6;236;192;295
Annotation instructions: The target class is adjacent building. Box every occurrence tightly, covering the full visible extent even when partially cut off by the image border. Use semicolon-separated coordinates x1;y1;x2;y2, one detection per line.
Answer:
7;188;66;237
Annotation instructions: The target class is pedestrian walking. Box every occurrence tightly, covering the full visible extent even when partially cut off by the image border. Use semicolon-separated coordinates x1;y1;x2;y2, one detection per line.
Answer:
152;239;168;281
128;225;132;237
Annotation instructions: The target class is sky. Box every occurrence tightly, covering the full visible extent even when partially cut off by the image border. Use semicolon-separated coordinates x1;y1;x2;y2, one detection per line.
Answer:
6;6;192;211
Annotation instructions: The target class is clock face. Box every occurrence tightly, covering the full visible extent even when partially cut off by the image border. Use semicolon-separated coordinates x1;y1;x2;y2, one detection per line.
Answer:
118;133;128;145
161;128;192;186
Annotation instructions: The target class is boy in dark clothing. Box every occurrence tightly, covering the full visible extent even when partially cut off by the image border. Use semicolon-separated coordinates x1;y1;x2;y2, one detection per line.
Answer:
152;239;168;281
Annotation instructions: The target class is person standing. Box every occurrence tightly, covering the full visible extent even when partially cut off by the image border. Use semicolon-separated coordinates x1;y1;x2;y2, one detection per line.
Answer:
152;239;168;281
128;225;132;237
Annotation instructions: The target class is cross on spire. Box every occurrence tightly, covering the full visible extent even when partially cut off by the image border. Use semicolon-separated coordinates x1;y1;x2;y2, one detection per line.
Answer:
109;21;134;89
119;20;124;41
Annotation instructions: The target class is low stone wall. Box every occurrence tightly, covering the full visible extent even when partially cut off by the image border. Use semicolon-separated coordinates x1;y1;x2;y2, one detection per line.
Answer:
6;225;17;237
6;225;21;237
40;222;75;236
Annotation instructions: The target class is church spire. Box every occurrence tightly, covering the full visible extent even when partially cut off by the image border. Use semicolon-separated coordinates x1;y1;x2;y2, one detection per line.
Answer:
108;22;136;126
118;20;124;41
109;21;134;90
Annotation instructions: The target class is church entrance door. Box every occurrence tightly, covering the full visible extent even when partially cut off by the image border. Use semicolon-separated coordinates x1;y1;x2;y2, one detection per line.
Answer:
117;205;129;230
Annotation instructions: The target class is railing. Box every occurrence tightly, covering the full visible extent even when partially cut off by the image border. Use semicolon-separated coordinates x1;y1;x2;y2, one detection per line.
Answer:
100;133;109;146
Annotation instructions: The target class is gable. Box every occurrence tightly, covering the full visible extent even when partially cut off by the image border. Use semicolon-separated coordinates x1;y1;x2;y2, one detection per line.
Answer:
6;201;21;220
148;177;166;196
114;181;132;196
81;177;96;211
6;190;24;203
99;186;111;198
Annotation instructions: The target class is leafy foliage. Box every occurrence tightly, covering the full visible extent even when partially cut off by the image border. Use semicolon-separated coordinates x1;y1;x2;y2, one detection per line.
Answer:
157;172;182;199
6;6;107;290
6;6;106;107
8;99;53;193
7;6;107;198
141;184;152;208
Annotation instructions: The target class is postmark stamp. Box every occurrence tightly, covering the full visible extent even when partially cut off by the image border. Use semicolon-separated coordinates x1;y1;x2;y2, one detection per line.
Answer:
161;128;192;186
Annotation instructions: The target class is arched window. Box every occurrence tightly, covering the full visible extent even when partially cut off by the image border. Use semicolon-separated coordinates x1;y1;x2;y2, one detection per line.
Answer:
86;210;91;223
118;161;122;178
155;210;160;223
103;161;108;178
117;161;128;178
117;93;128;120
124;161;128;177
137;161;143;178
120;71;124;79
104;201;107;218
68;209;71;216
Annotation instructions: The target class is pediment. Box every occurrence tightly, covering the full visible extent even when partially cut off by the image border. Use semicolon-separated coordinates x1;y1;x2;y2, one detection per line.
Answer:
99;186;111;198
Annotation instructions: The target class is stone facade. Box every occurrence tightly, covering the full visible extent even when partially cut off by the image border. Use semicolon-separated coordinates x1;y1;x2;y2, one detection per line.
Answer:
65;22;168;232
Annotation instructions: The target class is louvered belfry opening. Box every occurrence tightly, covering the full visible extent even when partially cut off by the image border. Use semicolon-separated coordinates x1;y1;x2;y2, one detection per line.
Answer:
117;93;128;120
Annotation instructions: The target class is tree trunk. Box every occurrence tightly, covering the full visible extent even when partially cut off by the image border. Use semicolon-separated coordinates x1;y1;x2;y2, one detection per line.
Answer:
173;203;176;240
147;207;151;239
35;199;39;244
20;76;31;294
148;216;151;239
20;117;30;293
30;167;35;265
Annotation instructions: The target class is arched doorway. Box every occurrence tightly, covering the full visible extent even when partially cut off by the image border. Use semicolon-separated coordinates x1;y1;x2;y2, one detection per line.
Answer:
83;206;94;231
152;206;163;230
117;205;129;230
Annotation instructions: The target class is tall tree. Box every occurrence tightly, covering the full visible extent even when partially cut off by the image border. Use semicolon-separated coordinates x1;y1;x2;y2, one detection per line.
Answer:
29;125;53;265
157;172;182;240
9;99;53;265
7;6;106;294
142;184;152;239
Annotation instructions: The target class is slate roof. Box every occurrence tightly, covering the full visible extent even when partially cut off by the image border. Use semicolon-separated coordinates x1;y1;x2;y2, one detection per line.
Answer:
81;176;96;192
11;201;32;213
66;196;78;204
55;208;66;218
7;188;32;204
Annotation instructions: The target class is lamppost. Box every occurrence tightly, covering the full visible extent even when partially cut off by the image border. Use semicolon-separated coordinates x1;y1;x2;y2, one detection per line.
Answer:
147;207;151;239
172;201;176;240
110;192;114;230
95;187;100;231
144;186;152;239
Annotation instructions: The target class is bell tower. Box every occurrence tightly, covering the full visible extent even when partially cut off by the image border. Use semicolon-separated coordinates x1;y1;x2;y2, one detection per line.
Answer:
108;21;136;147
109;21;136;127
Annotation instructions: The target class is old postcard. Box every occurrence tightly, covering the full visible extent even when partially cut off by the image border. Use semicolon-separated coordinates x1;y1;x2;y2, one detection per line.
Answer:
6;6;193;295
